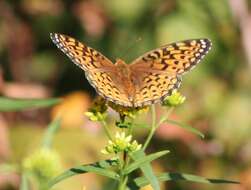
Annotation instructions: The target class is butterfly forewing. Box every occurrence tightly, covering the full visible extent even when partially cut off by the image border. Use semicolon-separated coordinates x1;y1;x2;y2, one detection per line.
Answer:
50;33;114;70
50;33;132;107
129;39;212;107
130;39;212;75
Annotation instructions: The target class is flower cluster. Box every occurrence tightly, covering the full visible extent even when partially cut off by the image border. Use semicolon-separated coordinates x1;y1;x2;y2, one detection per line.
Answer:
23;148;62;182
101;132;141;155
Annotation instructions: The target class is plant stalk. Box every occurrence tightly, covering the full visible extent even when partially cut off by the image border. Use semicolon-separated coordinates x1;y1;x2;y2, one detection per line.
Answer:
101;120;113;141
118;151;129;190
142;105;156;150
143;106;174;151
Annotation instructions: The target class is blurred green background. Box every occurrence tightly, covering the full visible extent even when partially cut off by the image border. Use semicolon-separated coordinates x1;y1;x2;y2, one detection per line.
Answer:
0;0;251;189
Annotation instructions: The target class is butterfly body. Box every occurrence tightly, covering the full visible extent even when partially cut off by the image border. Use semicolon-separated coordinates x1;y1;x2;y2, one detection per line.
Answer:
50;33;212;107
113;59;136;102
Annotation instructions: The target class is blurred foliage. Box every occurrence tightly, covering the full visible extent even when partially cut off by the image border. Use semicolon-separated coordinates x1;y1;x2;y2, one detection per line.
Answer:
0;0;251;189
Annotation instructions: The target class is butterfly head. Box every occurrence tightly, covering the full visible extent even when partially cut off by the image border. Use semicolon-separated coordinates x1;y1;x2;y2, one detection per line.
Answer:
115;58;127;66
115;58;130;74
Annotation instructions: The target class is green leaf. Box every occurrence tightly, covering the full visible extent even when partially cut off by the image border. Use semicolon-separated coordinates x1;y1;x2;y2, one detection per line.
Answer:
164;119;204;138
134;172;240;187
134;123;149;128
20;173;29;190
42;118;61;149
48;160;119;188
125;150;169;175
129;150;165;190
0;97;61;112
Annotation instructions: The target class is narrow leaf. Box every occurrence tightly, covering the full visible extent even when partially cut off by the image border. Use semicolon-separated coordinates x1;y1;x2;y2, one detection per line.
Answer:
48;160;119;188
42;117;61;149
130;150;162;190
134;172;240;187
134;123;149;128
164;119;204;138
0;97;61;112
125;150;169;175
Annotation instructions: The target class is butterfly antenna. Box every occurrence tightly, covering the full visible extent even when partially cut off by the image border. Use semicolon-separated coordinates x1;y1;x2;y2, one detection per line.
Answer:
118;37;142;60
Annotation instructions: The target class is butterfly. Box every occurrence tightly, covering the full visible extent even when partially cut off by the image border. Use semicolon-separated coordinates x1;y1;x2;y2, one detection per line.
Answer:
50;33;212;107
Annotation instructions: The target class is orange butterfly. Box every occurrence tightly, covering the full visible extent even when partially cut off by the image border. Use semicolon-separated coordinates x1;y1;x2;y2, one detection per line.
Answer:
51;33;211;107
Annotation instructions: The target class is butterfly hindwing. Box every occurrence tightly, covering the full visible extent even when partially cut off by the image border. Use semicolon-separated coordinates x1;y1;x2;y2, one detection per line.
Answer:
85;71;133;107
132;73;181;107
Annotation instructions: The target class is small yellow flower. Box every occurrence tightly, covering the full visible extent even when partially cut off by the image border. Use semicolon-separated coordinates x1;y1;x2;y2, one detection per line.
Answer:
85;97;108;121
129;140;142;152
85;111;107;122
101;132;141;155
162;90;186;107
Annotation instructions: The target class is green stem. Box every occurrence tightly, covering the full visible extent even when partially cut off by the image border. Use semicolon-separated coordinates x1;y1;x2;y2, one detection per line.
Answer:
20;173;29;190
118;151;129;190
118;175;128;190
101;120;113;141
143;106;174;151
142;105;156;151
120;119;134;189
127;117;134;136
157;107;174;126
